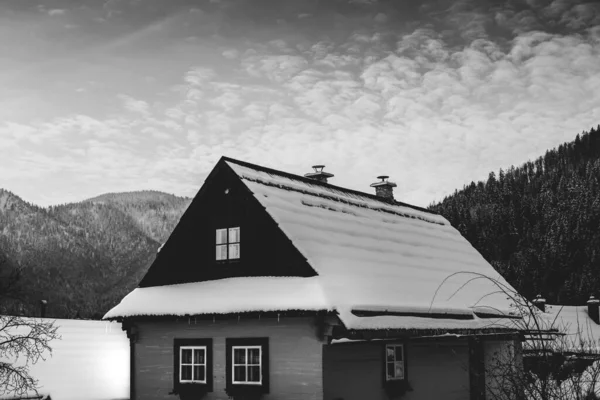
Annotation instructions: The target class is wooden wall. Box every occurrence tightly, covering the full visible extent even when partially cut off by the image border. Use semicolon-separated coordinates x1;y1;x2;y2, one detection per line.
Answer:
133;316;325;400
139;162;316;288
323;340;470;400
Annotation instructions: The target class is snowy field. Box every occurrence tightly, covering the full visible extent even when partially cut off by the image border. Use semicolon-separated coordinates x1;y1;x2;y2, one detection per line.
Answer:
1;317;129;400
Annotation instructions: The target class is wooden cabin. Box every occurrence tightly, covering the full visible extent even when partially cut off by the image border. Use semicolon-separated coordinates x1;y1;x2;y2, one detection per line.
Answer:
104;156;526;400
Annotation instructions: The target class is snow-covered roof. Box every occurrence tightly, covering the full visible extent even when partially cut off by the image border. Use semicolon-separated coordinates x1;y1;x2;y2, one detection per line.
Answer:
104;157;521;331
532;305;600;352
104;277;329;319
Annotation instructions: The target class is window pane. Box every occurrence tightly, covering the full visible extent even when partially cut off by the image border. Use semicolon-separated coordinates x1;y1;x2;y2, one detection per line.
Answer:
386;346;395;362
181;365;192;381
248;348;260;365
395;346;403;361
194;349;205;364
229;227;240;243
387;362;396;379
234;366;246;382
193;366;205;381
216;244;227;260
229;243;240;259
248;366;261;382
181;349;192;364
234;348;246;364
394;362;404;379
216;229;227;244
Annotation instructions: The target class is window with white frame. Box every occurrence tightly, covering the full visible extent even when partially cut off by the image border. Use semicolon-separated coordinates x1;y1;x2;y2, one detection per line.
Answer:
385;344;405;381
216;227;240;260
179;346;207;383
232;346;262;384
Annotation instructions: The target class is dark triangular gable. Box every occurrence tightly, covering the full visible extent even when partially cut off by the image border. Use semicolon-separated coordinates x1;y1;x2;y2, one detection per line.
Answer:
138;158;317;288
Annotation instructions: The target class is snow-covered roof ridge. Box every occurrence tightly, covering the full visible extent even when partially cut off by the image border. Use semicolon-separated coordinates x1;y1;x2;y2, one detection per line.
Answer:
223;157;446;225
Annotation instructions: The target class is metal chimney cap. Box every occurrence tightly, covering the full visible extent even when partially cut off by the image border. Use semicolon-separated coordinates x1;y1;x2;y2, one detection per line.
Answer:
377;175;390;181
312;165;326;172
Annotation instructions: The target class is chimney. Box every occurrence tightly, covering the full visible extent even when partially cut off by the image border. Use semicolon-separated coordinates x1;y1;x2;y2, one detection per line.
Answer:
304;165;334;183
370;175;397;200
40;300;47;318
588;295;600;324
532;294;546;312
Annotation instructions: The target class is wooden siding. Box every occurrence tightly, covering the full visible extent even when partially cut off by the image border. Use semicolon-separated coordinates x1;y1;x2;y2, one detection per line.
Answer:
133;317;325;400
139;161;316;288
323;340;470;400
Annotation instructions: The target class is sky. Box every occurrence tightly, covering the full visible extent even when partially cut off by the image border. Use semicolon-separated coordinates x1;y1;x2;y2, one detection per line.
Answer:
0;0;599;208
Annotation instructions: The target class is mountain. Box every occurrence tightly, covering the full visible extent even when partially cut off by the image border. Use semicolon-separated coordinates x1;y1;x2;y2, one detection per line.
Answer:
429;125;600;305
0;190;191;318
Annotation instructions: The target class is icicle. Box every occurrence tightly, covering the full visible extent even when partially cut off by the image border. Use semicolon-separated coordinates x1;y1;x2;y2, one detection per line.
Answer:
277;313;280;322
188;317;190;325
194;317;197;325
213;315;215;324
238;315;240;323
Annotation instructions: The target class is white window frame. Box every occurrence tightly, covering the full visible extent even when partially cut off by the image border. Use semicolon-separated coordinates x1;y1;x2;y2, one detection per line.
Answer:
385;344;405;381
216;227;241;261
231;345;262;385
179;346;207;384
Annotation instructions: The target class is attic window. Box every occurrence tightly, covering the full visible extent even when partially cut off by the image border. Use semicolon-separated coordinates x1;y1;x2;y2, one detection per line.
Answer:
216;227;240;260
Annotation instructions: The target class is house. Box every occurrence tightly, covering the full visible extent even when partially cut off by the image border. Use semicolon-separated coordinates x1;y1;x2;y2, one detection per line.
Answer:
524;296;600;381
104;156;528;400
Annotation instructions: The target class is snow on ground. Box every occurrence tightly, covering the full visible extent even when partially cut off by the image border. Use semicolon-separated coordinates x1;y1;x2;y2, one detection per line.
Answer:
0;317;129;400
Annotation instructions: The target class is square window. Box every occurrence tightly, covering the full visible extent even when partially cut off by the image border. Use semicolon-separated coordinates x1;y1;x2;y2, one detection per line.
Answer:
174;339;212;392
231;346;262;385
227;338;269;394
215;227;241;261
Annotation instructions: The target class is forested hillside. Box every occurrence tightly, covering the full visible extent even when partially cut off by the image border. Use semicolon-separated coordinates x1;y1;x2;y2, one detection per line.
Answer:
0;190;191;318
3;125;600;317
430;125;600;305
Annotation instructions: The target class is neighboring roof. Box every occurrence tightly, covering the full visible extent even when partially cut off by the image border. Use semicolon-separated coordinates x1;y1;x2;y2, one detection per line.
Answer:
531;304;600;352
104;156;521;331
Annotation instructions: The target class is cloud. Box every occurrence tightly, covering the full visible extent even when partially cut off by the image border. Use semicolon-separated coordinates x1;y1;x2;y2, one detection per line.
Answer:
118;94;151;115
48;9;66;16
222;49;240;59
4;0;600;209
242;54;308;83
